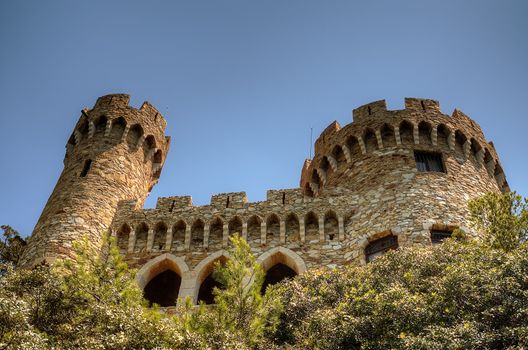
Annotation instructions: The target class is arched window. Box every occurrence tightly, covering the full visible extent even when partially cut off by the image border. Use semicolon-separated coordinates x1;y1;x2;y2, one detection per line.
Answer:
380;124;396;148
127;124;144;148
365;235;398;263
143;135;156;161
209;217;224;248
418;121;433;145
363;129;377;153
191;219;204;248
247;216;261;243
116;223;131;255
261;263;297;294
304;212;319;242
399;121;414;146
347;135;362;160
196;256;228;305
152;222;167;252
304;183;314;197
454;130;467;160
144;269;181;307
134;223;149;253
266;214;280;244
331;145;346;169
320;156;331;177
436;124;450;151
110;117;126;142
228;216;243;237
172;220;186;251
94;115;108;135
152;150;163;179
285;213;300;242
470;138;482;166
324;211;338;241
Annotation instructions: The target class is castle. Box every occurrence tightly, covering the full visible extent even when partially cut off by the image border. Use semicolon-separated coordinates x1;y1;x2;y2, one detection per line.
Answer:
19;94;509;306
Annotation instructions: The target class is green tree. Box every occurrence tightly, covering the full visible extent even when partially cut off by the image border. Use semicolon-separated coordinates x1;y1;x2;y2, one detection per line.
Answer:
179;234;282;349
468;191;528;250
0;225;26;266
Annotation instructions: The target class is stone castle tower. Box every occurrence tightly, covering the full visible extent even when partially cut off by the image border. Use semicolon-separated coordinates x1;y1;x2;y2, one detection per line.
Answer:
19;94;170;266
21;94;509;307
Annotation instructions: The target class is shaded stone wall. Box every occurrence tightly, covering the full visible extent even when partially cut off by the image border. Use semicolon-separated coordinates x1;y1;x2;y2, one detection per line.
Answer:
19;94;170;266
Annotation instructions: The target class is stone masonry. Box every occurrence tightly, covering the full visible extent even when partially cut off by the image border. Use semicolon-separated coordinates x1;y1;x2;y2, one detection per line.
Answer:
20;94;509;304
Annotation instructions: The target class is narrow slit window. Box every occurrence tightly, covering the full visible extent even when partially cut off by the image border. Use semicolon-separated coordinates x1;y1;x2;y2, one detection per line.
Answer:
80;159;92;177
414;151;445;173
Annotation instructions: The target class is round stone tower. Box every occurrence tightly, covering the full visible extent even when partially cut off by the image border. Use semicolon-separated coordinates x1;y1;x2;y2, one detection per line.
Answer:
19;94;170;267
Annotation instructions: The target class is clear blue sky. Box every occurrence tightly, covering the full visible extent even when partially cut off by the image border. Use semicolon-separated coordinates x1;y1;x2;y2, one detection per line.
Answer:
1;0;527;237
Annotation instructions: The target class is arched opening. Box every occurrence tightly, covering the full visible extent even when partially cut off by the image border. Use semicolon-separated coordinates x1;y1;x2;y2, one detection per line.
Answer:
365;235;398;263
152;150;163;179
196;255;228;305
437;124;450;151
144;270;181;307
209;217;224;248
143;135;156;161
266;214;280;244
331;145;346;169
247;215;261;243
363;128;378;153
347;135;362;161
304;182;314;197
117;223;130;255
454;130;467;160
324;211;338;241
320;156;332;178
78;119;89;141
483;149;494;176
399;121;414;146
94;115;108;136
127;124;144;149
110;117;126;142
304;211;319;242
172;220;186;251
261;263;297;294
228;216;242;237
134;222;149;253
311;169;321;186
418;121;433;145
152;222;167;252
380;124;396;148
470;138;482;166
494;163;506;190
191;219;204;248
285;213;300;242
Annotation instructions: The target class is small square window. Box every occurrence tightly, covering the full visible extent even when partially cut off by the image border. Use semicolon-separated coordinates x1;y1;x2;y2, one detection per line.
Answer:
414;151;445;173
365;235;398;263
431;230;452;245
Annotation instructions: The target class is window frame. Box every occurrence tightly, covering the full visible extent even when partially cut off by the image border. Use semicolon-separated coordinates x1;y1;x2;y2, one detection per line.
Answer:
414;150;446;173
365;235;398;263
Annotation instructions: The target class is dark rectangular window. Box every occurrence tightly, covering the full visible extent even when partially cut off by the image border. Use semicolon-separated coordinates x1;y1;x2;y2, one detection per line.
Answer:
365;235;398;263
431;230;452;245
414;151;445;172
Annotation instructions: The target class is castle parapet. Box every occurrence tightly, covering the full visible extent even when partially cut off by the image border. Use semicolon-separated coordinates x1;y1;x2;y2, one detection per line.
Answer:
156;196;193;211
266;189;304;205
211;192;248;209
352;100;387;121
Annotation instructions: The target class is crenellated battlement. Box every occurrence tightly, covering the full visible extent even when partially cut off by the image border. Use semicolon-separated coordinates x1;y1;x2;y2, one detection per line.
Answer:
303;97;508;197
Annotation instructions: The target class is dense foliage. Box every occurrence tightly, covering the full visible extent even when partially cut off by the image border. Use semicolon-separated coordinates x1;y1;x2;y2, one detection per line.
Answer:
1;192;527;349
